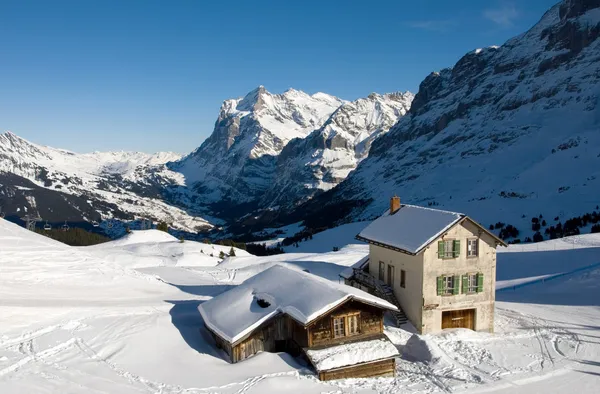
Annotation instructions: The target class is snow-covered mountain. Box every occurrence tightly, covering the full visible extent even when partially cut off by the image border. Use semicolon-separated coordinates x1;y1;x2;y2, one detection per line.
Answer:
0;85;412;235
173;86;346;204
0;131;212;234
261;92;413;209
294;0;600;241
172;87;412;222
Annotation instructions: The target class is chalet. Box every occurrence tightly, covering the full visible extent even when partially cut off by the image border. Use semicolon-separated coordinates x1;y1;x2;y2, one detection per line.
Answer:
343;196;506;334
198;265;399;381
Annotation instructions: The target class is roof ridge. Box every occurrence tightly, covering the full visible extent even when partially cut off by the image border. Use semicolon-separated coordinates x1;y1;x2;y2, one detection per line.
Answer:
401;203;464;216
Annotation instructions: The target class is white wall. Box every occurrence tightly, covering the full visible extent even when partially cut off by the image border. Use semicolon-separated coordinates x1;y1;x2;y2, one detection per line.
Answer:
368;244;424;329
421;219;497;334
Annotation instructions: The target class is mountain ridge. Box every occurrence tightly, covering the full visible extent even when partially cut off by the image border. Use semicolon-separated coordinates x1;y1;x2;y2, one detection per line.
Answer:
290;0;600;243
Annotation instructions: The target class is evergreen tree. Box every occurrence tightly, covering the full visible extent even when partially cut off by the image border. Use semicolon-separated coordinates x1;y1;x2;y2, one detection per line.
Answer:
219;251;225;259
157;221;169;232
229;247;236;257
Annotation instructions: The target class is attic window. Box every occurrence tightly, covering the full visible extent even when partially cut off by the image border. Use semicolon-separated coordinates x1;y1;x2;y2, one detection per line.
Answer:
256;298;271;308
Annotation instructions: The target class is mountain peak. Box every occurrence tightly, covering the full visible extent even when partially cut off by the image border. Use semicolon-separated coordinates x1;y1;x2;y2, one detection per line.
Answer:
237;85;269;112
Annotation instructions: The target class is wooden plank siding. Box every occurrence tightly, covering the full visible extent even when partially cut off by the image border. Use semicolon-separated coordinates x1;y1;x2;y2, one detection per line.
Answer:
206;299;395;381
308;300;384;348
228;315;309;363
318;358;396;381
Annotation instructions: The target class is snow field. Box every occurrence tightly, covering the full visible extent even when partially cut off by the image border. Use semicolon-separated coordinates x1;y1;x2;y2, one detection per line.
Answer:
1;218;600;393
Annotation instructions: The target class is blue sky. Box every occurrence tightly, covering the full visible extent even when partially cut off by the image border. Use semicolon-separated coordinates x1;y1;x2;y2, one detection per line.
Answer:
0;0;558;154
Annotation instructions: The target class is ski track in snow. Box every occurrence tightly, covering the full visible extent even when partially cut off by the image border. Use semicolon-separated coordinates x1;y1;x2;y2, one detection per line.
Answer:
1;218;600;393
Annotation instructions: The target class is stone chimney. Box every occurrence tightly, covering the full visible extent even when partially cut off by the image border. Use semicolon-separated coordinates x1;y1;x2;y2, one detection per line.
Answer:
390;195;401;214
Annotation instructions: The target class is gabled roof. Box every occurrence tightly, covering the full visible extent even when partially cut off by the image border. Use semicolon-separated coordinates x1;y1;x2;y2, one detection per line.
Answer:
356;204;506;255
198;265;397;345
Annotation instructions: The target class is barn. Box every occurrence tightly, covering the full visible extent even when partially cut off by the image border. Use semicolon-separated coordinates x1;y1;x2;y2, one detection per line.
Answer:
198;265;399;380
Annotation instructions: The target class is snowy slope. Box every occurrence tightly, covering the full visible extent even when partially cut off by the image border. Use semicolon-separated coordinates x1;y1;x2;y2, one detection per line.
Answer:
2;210;600;393
296;0;600;242
86;229;251;269
0;131;212;234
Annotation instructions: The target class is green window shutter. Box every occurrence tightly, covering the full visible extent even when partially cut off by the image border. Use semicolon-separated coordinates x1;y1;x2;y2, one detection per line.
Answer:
438;241;444;258
452;275;460;295
477;273;484;293
462;275;468;294
453;240;461;258
437;276;444;295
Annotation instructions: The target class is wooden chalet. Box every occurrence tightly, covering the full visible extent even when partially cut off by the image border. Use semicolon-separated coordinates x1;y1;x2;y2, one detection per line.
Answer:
198;265;399;380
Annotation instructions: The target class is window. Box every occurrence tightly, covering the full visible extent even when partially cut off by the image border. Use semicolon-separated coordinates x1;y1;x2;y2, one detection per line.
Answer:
467;274;478;293
400;270;406;288
461;273;484;294
387;265;395;286
348;315;359;335
438;240;460;259
437;275;459;296
333;317;345;338
443;276;455;295
379;261;385;281
332;313;360;338
467;238;478;257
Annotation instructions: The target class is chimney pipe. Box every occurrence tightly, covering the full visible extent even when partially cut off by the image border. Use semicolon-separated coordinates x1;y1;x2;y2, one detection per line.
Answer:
390;195;401;214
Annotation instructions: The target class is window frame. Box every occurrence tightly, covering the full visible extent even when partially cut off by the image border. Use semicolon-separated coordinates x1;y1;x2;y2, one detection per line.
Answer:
379;261;385;281
331;312;361;338
439;239;460;259
332;316;345;338
443;240;455;259
387;264;395;286
442;275;455;296
467;238;479;258
400;269;406;288
467;273;478;293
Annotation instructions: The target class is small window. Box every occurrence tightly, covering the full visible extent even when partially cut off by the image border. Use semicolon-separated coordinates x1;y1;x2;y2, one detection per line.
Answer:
333;317;345;338
348;315;359;335
400;270;406;288
379;261;385;281
467;238;478;257
467;274;478;293
438;240;460;259
443;276;455;295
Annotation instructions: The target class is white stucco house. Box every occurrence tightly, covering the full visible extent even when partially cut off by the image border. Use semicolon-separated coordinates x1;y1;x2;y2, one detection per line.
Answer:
344;196;506;334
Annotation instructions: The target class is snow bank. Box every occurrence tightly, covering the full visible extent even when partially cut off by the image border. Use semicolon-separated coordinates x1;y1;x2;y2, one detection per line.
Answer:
305;337;399;372
108;229;178;246
198;265;396;344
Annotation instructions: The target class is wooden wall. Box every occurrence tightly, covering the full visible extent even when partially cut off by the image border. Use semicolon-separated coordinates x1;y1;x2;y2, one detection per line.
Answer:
230;315;310;363
319;358;395;381
208;300;389;372
309;300;384;347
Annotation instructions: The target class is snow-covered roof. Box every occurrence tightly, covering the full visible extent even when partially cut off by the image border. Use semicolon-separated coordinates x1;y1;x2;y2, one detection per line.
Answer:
305;337;399;372
198;265;397;344
339;255;370;279
357;204;464;254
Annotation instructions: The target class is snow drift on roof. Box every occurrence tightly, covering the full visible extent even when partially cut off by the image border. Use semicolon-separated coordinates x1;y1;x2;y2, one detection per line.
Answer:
358;205;463;254
305;337;399;372
198;265;396;344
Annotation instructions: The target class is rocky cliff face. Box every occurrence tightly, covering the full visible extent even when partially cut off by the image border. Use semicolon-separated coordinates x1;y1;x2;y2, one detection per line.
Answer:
171;87;412;220
295;0;600;241
260;92;413;209
173;87;345;205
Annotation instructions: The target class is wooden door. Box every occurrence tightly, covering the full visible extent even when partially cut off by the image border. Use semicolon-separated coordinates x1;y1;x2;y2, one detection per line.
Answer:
387;265;394;286
442;309;475;330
